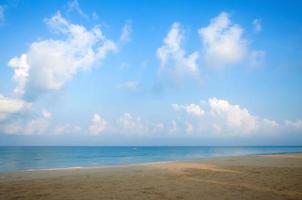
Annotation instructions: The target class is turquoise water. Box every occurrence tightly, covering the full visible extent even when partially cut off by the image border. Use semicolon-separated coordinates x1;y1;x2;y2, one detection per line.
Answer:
0;146;302;172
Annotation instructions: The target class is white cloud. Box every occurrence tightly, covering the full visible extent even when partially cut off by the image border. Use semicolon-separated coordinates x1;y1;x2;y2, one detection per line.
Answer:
263;118;279;128
0;122;21;135
67;0;100;21
67;0;88;19
8;54;30;95
91;113;167;136
24;111;51;135
120;21;132;43
285;120;302;129
55;124;81;135
172;103;204;117
8;11;117;99
209;97;258;133
0;5;4;25
198;12;266;69
157;22;199;76
89;113;107;135
198;12;247;68
117;80;140;92
208;98;280;133
253;19;262;33
118;113;148;134
0;94;51;136
0;109;52;135
0;94;30;120
171;98;280;135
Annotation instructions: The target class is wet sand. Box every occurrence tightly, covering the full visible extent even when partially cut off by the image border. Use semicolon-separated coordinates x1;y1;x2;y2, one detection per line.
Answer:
0;153;302;200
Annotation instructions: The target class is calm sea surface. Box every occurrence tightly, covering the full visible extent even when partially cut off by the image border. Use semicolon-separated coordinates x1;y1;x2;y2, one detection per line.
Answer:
0;146;301;172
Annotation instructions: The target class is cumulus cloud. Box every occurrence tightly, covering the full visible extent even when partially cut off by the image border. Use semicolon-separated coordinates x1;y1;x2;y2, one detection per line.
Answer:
89;113;108;135
8;11;117;99
285;120;302;129
172;103;204;117
171;97;280;135
55;124;81;135
0;95;52;135
198;12;248;68
209;98;259;133
118;113;148;134
84;113;165;136
253;19;262;33
156;12;265;71
157;22;199;77
263;118;279;129
0;94;30;120
8;54;30;95
0;109;52;135
23;111;52;135
59;103;298;137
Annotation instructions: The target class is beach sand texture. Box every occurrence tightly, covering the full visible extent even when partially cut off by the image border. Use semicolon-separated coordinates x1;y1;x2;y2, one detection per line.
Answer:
0;153;302;200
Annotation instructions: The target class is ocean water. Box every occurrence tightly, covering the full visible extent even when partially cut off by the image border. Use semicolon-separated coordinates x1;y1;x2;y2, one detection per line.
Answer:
0;146;302;172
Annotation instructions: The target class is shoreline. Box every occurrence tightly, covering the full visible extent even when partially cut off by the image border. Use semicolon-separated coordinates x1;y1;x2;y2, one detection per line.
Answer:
1;153;302;200
2;151;302;174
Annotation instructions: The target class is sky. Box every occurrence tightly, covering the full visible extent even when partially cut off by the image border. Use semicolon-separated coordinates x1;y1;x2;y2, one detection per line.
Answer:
0;0;302;146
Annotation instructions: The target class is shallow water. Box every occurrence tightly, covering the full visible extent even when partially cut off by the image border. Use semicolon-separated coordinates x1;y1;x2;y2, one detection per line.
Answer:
0;146;302;172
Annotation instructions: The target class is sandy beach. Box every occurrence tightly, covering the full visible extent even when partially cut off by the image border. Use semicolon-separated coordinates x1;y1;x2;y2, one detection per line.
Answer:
0;153;302;200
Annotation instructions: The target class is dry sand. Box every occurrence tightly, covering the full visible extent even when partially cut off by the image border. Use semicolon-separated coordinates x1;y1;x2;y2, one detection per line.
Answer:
1;153;302;200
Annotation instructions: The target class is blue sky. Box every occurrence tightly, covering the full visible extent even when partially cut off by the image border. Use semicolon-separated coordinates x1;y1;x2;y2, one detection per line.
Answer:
0;0;301;145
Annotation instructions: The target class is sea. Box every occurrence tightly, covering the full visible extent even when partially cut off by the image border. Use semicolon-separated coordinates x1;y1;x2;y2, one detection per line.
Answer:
0;146;302;172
